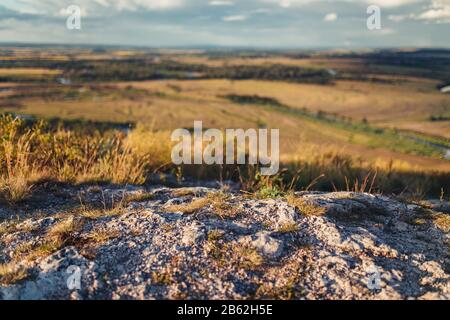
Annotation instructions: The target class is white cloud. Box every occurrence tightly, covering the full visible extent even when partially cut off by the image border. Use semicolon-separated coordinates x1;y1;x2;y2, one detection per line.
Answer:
59;6;88;17
365;0;422;7
324;12;337;21
9;0;185;14
94;0;111;7
377;27;395;35
209;1;234;6
388;14;408;22
262;0;423;8
417;0;450;22
222;15;247;21
252;8;272;14
279;0;292;8
113;0;185;11
5;0;428;16
388;0;450;23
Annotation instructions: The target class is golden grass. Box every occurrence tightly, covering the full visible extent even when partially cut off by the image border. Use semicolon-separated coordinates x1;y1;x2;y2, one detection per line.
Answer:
207;229;225;242
234;245;265;270
47;217;81;238
0;220;38;236
0;115;154;202
164;197;209;214
151;270;174;286
0;68;61;76
0;218;81;285
208;239;264;271
0;222;17;235
3;215;120;271
27;239;65;261
286;194;327;216
433;214;450;233
402;206;450;233
0;114;448;202
11;242;34;259
124;192;154;203
15;216;84;261
86;143;147;185
164;192;238;217
85;228;120;245
79;207;125;220
0;263;28;286
0;124;43;203
171;188;200;197
254;262;305;300
206;192;239;218
126;123;173;170
277;223;300;233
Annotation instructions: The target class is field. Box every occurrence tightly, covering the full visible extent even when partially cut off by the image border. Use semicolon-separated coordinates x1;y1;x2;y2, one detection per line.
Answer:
0;46;449;200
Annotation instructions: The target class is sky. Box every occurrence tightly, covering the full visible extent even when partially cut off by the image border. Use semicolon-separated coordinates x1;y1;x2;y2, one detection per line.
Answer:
0;0;448;48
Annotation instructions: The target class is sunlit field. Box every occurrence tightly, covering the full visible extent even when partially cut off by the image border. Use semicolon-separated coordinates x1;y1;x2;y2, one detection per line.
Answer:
0;47;449;201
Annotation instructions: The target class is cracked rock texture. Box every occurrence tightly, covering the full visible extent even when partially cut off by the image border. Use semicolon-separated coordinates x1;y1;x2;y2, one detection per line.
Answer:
0;186;448;300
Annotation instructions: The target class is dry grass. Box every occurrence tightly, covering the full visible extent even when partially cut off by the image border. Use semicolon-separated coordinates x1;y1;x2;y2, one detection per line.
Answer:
171;188;200;197
206;192;239;218
416;208;450;233
0;263;28;286
3;216;120;273
433;214;450;233
124;192;154;203
255;263;306;300
207;230;225;242
0;116;155;203
0;114;448;204
151;270;174;286
85;228;120;245
0;218;81;285
28;239;65;260
19;216;84;261
208;237;264;271
164;192;238;217
234;245;265;270
126;123;173;171
0;220;39;236
88;144;147;185
277;223;300;233
164;197;209;214
78;190;152;220
0;121;42;203
47;216;81;238
286;193;326;216
402;206;450;233
79;207;125;220
0;115;153;202
0;221;18;235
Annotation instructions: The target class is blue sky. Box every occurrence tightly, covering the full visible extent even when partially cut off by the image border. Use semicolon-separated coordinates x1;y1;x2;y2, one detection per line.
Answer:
0;0;448;48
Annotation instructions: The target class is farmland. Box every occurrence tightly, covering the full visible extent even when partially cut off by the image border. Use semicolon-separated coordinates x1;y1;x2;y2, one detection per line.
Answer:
0;46;449;197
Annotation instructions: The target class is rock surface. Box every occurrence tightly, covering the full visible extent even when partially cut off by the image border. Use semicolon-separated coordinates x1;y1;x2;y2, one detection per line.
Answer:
0;185;449;300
